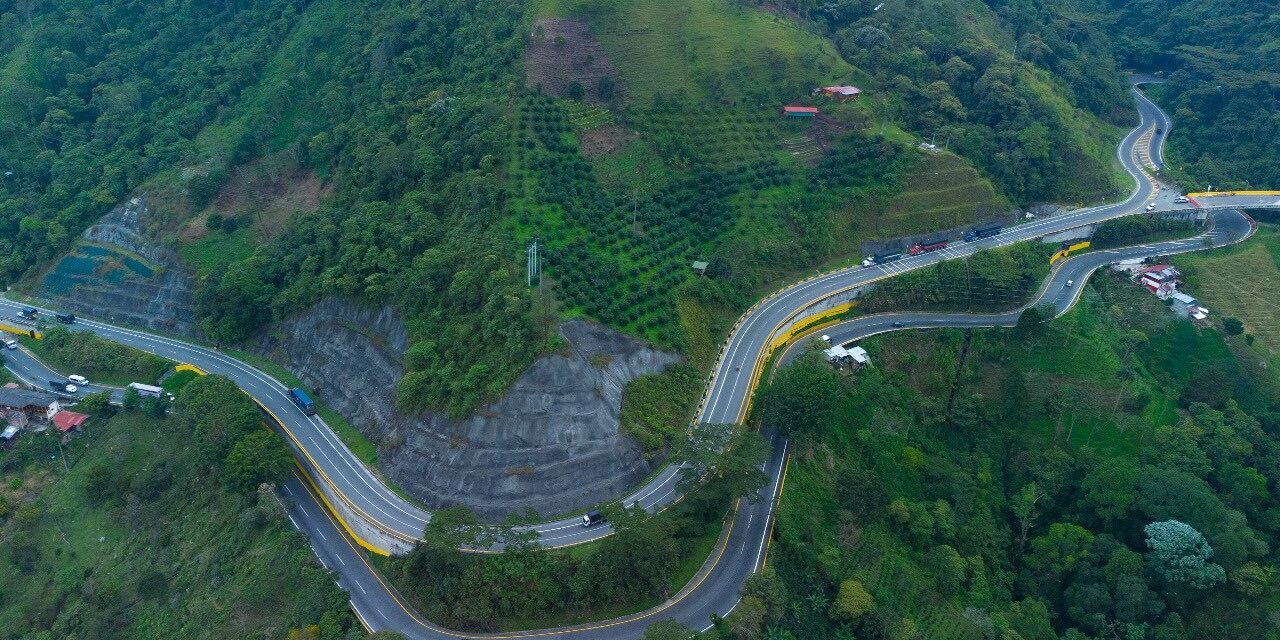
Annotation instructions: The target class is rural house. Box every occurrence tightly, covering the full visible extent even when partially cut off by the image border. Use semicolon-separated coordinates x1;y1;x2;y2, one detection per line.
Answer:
0;388;61;418
783;106;819;119
821;85;862;101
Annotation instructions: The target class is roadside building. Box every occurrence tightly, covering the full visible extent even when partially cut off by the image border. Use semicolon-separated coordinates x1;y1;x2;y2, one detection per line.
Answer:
1136;264;1180;299
783;106;819;119
1170;292;1198;318
824;343;870;368
0;388;61;419
52;410;89;434
691;260;710;276
821;85;862;101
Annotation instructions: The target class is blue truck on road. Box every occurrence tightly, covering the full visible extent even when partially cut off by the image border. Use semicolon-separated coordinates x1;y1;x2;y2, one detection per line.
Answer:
289;387;317;416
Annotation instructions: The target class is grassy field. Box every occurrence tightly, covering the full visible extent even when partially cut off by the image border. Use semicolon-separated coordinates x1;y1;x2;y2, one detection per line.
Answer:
1174;226;1280;355
533;0;853;104
0;412;351;639
880;151;1009;236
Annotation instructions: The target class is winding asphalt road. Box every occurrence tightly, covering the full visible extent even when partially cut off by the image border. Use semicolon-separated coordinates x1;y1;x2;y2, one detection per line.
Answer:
1;81;1275;638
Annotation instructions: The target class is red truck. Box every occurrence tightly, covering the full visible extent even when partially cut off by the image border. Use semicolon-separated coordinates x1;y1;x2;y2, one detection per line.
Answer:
909;239;949;256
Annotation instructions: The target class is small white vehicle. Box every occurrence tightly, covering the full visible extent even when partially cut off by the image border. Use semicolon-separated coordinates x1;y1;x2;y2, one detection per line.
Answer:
821;334;832;343
1146;202;1157;211
65;384;78;393
68;374;88;385
1065;279;1075;288
2;339;16;350
1174;195;1189;203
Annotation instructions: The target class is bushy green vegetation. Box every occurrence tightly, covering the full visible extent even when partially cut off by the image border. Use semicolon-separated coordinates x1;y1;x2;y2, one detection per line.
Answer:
620;363;703;453
384;426;768;632
749;273;1280;640
860;242;1054;312
0;376;354;639
26;325;170;386
1108;0;1280;191
1089;214;1198;249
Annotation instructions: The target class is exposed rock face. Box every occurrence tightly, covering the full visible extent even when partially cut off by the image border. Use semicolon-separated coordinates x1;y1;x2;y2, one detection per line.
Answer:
36;197;198;336
253;298;681;520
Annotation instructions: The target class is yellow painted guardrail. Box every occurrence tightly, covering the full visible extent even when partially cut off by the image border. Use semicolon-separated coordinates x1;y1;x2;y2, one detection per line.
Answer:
174;363;206;375
1050;240;1091;264
0;323;42;340
1187;191;1280;198
768;302;856;353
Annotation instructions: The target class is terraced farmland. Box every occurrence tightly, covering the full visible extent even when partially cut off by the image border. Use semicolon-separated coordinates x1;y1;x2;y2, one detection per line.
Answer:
881;152;1008;236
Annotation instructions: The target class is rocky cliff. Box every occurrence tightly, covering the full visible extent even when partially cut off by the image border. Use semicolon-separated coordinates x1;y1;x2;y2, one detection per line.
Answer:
253;298;681;520
34;197;198;336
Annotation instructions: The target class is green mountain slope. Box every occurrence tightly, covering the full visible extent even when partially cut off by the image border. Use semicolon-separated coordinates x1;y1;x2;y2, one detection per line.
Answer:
2;0;1140;419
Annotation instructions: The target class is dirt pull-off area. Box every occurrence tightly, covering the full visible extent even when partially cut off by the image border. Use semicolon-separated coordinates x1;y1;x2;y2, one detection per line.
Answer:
525;18;625;104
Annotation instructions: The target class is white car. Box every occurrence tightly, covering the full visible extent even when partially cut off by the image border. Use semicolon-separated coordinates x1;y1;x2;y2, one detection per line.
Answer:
2;339;15;350
1146;202;1157;211
67;374;88;385
1174;195;1189;203
1065;279;1074;288
65;384;78;394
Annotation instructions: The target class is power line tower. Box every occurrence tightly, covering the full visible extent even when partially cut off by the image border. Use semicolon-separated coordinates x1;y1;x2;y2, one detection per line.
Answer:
526;237;541;288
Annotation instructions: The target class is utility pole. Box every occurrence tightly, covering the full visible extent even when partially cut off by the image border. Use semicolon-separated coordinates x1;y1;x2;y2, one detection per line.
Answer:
526;238;541;288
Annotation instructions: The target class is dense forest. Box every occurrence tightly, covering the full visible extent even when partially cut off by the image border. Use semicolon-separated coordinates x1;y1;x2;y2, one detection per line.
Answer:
767;0;1134;204
1104;0;1280;191
739;273;1280;640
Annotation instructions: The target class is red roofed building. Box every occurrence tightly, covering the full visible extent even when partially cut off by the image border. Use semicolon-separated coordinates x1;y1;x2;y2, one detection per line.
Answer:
783;105;819;119
821;85;862;101
52;410;89;433
1136;264;1179;299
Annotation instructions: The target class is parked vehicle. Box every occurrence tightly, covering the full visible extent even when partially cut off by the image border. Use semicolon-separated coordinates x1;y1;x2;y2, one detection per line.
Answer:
909;238;949;255
289;387;317;416
54;313;75;324
1146;202;1157;211
127;382;164;398
48;380;76;393
67;374;88;385
964;223;1002;242
581;510;605;528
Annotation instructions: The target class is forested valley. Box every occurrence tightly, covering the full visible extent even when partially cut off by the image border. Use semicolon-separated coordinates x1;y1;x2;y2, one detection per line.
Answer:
746;273;1280;640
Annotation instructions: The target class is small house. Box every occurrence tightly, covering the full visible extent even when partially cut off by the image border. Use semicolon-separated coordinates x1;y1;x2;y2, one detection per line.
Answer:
0;388;60;418
783;106;819;119
1170;292;1198;318
52;410;89;434
692;260;710;276
824;344;870;368
821;86;862;101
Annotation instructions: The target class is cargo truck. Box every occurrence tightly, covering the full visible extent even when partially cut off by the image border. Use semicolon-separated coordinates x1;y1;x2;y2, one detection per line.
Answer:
872;251;902;264
963;223;1002;242
909;238;949;255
